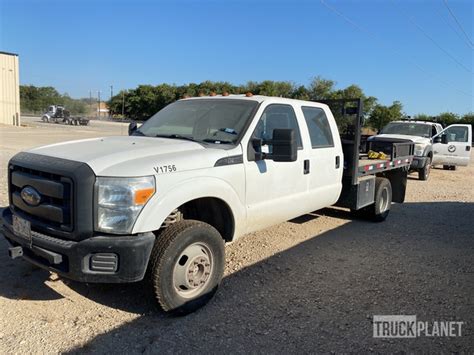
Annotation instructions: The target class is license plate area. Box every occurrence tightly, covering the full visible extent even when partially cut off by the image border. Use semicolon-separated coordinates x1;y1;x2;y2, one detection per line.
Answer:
13;214;32;244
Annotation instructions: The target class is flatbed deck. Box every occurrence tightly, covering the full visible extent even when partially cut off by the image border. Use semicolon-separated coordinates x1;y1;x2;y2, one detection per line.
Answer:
358;156;412;176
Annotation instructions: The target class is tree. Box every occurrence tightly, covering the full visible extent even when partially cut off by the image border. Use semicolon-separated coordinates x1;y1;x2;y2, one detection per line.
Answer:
307;76;335;100
413;113;432;121
367;101;404;131
460;112;474;124
436;112;459;126
20;85;86;114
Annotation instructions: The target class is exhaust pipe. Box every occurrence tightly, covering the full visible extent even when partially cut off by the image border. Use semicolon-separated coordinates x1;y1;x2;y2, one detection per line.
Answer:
8;246;23;259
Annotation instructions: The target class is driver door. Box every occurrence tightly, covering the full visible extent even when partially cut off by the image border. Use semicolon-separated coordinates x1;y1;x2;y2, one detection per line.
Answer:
432;124;472;166
244;103;309;233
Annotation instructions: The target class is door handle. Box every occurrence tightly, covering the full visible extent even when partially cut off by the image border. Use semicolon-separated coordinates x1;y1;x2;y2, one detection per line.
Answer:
304;159;310;174
335;156;340;169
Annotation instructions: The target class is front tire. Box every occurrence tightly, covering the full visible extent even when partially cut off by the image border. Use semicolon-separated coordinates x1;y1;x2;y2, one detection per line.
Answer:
147;220;225;315
418;156;431;180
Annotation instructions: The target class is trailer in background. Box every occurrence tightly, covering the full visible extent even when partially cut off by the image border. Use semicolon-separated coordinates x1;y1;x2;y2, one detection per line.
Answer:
41;105;89;126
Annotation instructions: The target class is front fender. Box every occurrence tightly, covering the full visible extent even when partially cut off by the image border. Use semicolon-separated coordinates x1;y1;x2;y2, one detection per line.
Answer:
132;176;246;240
423;145;433;158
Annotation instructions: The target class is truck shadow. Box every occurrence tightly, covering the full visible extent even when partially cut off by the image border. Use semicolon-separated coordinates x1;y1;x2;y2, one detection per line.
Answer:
1;202;473;352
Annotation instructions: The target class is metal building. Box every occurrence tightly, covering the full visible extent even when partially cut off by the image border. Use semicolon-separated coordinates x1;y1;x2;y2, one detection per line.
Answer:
0;51;20;126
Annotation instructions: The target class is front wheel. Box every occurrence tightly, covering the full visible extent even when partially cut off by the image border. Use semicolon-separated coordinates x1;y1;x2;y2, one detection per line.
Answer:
418;157;431;180
147;220;225;315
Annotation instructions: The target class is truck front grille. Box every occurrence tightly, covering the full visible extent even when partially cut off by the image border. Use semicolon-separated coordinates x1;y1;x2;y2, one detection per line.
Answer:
9;165;74;231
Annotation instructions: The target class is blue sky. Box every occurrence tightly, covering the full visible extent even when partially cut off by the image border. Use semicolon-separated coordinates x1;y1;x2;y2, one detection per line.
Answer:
1;0;473;115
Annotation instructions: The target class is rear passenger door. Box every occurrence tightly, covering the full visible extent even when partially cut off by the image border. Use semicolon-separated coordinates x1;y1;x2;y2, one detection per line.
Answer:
300;105;343;209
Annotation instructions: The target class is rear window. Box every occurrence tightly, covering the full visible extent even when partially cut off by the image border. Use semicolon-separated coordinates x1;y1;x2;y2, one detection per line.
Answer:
301;106;334;148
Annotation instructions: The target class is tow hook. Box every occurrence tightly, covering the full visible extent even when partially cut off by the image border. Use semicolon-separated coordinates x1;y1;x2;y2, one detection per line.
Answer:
8;246;23;259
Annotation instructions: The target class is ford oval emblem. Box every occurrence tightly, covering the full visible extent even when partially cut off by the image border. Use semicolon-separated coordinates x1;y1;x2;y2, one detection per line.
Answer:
20;186;41;206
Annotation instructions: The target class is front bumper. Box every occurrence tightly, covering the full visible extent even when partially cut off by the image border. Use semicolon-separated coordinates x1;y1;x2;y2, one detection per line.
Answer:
410;156;429;170
1;208;155;283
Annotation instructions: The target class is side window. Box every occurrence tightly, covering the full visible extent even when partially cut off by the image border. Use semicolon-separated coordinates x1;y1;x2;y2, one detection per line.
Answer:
431;125;438;138
444;126;468;142
301;106;334;148
252;104;303;149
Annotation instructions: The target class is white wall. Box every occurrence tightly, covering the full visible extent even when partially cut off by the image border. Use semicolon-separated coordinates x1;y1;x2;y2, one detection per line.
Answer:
0;52;20;126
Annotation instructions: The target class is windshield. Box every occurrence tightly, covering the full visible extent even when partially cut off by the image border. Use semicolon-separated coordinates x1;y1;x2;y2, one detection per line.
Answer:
380;122;431;138
137;99;258;144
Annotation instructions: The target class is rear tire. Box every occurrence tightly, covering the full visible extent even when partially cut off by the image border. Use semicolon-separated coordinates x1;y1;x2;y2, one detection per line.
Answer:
443;165;456;171
352;177;392;222
147;220;225;315
418;156;431;180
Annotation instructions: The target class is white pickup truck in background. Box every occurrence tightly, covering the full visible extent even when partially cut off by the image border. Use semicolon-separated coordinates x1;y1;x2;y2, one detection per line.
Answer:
3;95;414;314
369;120;472;179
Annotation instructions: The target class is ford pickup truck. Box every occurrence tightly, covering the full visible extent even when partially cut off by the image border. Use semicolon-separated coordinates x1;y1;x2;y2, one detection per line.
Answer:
369;120;472;179
2;95;414;314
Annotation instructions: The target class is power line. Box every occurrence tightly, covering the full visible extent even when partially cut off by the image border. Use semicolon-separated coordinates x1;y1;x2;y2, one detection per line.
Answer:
443;0;474;48
434;2;473;50
392;0;472;74
319;0;473;98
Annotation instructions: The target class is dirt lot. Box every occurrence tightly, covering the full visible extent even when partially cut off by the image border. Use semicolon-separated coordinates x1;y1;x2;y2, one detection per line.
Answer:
0;118;473;353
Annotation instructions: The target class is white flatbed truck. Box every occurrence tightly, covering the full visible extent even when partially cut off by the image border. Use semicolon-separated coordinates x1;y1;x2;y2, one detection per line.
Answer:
2;95;414;314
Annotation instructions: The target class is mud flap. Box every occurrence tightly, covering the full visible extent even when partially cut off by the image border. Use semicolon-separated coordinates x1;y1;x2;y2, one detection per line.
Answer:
381;169;407;203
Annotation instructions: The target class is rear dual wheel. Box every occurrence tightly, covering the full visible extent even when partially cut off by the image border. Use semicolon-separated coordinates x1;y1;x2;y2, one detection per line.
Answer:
351;177;392;222
147;220;225;315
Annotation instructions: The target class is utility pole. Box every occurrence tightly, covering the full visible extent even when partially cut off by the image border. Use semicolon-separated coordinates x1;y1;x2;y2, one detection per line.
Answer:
110;86;113;118
97;91;101;118
89;90;92;116
121;91;125;118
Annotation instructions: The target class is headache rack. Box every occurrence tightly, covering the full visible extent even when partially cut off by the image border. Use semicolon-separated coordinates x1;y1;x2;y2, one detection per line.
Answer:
314;98;414;210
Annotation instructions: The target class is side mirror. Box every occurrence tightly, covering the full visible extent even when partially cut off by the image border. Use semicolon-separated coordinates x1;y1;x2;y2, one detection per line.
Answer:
250;138;264;161
128;122;137;136
265;129;297;162
434;134;448;144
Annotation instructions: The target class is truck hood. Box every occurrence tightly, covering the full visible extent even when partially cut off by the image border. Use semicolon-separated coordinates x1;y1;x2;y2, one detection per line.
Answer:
370;134;430;144
27;136;230;176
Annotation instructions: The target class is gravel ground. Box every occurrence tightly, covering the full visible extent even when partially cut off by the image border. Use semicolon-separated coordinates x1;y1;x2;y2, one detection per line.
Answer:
0;119;473;353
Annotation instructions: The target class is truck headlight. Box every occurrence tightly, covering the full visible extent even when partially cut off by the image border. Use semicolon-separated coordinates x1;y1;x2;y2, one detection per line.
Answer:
414;143;427;157
95;176;155;234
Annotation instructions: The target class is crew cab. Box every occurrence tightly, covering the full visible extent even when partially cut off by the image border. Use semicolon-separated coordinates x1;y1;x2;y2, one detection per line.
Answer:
368;120;443;180
2;95;414;314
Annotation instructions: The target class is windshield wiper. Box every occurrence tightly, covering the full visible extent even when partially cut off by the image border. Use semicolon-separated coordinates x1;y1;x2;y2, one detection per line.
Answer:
155;134;201;143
